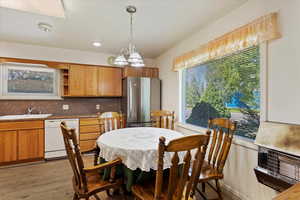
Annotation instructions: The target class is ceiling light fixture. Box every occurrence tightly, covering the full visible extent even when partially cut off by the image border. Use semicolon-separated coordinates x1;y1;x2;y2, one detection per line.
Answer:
114;5;145;67
93;42;102;47
38;22;52;32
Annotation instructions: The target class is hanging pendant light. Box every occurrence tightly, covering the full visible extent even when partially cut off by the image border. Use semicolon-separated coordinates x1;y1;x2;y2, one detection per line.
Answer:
114;5;145;67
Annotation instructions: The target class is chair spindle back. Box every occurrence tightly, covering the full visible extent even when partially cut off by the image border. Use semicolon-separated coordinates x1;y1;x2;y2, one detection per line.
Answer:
98;112;125;133
151;110;175;130
60;122;88;192
154;134;209;200
207;118;237;173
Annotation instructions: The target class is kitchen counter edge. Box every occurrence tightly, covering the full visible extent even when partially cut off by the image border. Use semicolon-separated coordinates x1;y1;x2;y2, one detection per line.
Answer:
0;114;99;122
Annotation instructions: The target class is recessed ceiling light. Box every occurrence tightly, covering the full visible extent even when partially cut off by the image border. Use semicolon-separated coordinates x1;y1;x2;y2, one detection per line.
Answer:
38;22;52;32
93;42;102;47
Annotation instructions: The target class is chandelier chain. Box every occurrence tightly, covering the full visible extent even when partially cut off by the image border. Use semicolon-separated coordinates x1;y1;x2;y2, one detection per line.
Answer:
130;12;133;45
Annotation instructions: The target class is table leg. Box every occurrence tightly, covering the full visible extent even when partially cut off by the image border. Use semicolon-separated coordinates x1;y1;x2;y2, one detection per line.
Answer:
124;166;134;192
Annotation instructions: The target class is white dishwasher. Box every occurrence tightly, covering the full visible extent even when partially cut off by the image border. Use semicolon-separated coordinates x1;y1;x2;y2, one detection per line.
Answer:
45;119;79;159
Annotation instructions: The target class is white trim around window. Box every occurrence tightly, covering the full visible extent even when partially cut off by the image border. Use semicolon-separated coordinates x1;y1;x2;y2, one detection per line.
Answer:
259;42;268;122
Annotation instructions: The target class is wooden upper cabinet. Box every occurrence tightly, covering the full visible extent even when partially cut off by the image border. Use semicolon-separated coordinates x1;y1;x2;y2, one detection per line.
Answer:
69;65;98;96
123;66;159;78
67;64;123;97
98;67;122;96
0;57;125;97
69;65;86;96
85;66;98;96
123;67;141;77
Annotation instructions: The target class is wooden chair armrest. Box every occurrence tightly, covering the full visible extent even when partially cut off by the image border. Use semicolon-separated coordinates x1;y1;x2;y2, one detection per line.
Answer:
83;158;122;173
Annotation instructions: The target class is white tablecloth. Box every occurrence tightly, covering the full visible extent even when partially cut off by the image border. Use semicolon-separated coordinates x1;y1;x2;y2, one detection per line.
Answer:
96;127;183;171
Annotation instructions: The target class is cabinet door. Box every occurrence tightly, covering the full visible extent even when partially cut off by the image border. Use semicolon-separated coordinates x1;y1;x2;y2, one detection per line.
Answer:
98;67;122;96
0;131;17;163
18;129;44;160
151;68;159;78
123;67;159;78
69;65;98;96
142;68;151;77
69;65;85;96
123;67;139;77
85;66;98;96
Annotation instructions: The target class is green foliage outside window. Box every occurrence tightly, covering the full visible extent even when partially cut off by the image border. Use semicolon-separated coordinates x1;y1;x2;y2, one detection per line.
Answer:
183;46;260;139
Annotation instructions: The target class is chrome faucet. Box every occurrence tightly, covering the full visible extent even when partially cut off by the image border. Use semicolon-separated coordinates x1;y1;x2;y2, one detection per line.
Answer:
27;107;35;114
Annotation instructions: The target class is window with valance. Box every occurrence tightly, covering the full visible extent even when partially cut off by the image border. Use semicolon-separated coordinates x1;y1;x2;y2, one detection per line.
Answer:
178;12;281;140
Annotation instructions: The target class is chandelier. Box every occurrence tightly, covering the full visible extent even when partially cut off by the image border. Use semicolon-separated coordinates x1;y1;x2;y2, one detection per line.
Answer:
114;6;145;67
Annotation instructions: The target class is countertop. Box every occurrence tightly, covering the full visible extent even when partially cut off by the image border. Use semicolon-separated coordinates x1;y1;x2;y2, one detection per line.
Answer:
48;114;98;119
0;114;99;122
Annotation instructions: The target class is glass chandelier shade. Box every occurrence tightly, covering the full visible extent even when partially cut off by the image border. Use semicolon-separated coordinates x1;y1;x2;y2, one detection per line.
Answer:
128;51;143;63
114;55;128;66
114;6;145;67
131;62;145;67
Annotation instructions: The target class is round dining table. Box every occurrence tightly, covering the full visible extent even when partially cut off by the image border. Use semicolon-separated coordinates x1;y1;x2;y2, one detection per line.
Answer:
97;127;184;171
96;127;184;191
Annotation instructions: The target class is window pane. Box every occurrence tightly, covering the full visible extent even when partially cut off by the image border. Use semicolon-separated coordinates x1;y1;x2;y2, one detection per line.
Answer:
183;46;260;139
7;68;54;94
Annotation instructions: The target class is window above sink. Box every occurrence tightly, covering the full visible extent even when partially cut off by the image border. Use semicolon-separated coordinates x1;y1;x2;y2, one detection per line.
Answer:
0;62;61;99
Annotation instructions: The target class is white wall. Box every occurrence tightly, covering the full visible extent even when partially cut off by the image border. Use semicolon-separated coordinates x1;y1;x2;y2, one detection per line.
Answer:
0;41;157;67
156;0;300;199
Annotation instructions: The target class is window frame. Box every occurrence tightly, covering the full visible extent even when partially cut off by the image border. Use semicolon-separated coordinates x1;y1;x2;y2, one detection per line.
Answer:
178;42;268;139
0;62;61;100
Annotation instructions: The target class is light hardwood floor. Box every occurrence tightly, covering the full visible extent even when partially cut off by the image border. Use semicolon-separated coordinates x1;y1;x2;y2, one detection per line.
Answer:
0;156;234;200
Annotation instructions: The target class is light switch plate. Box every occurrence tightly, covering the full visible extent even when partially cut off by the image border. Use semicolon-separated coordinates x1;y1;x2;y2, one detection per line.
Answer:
62;104;69;110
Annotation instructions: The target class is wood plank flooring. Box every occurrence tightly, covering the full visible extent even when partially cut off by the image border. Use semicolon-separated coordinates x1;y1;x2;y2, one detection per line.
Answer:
0;155;234;200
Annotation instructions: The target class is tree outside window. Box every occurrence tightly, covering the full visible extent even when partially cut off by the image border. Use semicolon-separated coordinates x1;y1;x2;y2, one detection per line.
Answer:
183;46;260;139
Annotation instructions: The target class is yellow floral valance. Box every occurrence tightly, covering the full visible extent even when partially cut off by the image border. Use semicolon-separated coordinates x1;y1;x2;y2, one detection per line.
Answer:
173;12;281;71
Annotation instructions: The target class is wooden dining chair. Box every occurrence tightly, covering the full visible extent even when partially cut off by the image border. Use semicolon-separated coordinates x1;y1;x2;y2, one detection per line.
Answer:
94;112;126;165
151;110;175;130
131;134;210;200
98;112;125;134
195;118;237;200
60;122;124;200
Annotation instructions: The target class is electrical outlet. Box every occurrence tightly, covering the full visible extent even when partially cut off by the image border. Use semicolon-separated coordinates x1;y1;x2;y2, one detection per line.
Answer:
62;104;69;110
96;104;100;110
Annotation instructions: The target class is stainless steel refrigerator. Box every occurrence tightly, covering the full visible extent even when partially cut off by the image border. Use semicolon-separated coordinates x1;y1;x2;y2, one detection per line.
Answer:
122;77;161;127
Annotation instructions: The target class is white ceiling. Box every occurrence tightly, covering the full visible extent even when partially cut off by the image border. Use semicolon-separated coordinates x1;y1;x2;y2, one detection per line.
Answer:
0;0;65;18
0;0;248;58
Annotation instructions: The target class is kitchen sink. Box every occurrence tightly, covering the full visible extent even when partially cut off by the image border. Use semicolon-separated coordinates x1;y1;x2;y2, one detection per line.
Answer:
0;114;52;120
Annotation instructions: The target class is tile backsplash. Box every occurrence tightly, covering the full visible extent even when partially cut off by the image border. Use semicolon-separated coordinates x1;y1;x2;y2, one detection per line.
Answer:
0;98;122;116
